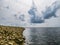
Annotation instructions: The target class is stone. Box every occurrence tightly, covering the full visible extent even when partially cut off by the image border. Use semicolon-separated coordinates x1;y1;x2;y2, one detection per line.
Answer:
0;25;25;45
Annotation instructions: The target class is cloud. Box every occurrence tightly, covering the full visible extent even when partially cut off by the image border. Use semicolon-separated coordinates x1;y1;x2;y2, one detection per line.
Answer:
0;0;60;27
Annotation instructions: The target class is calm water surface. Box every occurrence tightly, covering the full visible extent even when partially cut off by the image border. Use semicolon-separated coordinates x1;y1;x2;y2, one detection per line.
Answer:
23;27;60;45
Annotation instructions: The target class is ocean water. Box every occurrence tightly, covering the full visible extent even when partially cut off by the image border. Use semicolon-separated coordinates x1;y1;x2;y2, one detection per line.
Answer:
23;27;60;45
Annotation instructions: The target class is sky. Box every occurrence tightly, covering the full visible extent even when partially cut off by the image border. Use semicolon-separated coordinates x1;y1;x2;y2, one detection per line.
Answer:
0;0;60;27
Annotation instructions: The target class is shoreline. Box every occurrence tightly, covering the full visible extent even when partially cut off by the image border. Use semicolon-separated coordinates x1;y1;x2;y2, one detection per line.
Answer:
0;25;25;45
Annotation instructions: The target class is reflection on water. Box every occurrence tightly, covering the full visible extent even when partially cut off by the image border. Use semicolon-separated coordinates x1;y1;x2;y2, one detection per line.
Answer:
23;27;60;45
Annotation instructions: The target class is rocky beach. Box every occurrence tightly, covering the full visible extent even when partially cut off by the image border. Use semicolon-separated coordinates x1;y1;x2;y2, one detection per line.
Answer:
0;25;25;45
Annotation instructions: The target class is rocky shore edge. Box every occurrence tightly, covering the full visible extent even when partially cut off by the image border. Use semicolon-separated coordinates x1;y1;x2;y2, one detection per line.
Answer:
0;25;25;45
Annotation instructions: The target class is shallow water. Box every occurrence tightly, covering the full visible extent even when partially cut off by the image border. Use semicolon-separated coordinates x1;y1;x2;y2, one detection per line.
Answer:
23;27;60;45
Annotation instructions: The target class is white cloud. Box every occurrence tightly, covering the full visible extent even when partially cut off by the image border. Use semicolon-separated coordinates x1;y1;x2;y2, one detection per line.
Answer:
0;0;60;27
